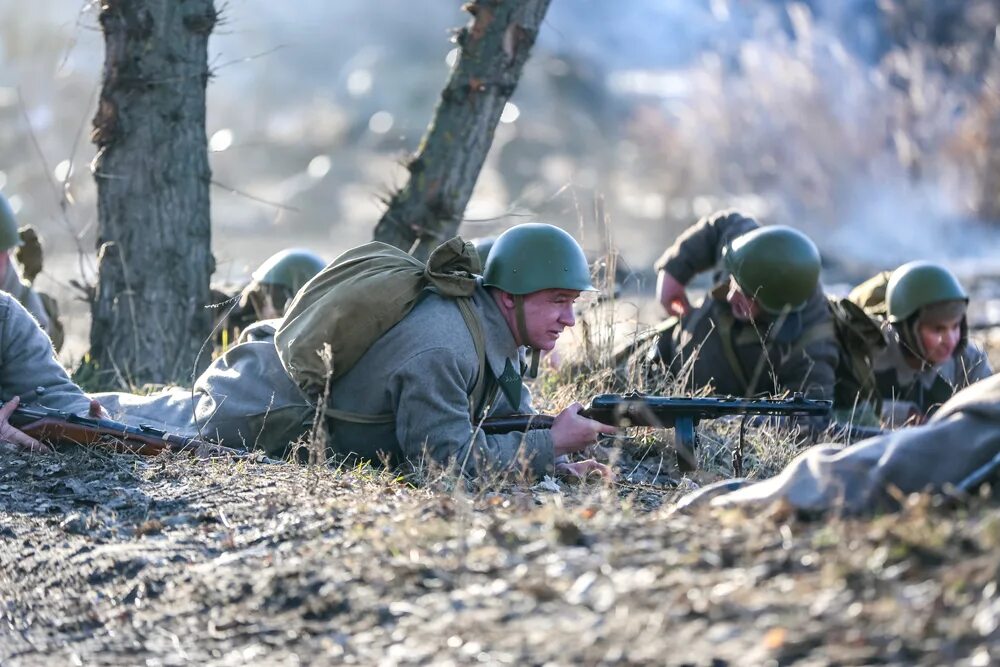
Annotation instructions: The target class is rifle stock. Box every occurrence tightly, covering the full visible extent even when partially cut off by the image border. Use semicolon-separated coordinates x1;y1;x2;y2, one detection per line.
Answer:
7;402;272;462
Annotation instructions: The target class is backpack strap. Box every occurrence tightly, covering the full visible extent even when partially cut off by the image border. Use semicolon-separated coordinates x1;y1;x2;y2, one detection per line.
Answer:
326;296;492;425
456;296;497;421
323;407;394;424
716;312;751;394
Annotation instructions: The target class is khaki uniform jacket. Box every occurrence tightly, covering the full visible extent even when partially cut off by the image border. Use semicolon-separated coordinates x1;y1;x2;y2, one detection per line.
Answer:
1;260;49;333
0;292;89;414
874;328;993;424
652;212;838;399
326;283;554;479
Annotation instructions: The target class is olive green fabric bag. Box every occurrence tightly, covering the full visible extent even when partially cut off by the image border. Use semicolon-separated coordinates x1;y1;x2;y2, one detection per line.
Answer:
847;270;892;317
274;237;482;394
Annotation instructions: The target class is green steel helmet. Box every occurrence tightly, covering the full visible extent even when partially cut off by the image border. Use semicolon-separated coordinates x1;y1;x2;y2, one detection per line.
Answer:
251;249;326;294
722;225;821;313
469;236;496;269
482;223;595;294
0;193;23;251
886;261;968;323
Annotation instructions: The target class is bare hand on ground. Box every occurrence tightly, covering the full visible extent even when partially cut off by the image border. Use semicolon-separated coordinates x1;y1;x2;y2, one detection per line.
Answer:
0;396;51;453
550;402;618;457
555;458;614;482
656;270;691;316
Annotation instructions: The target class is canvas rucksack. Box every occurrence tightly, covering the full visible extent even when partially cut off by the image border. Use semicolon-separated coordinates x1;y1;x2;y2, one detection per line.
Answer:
273;237;493;424
825;296;887;421
847;270;892;317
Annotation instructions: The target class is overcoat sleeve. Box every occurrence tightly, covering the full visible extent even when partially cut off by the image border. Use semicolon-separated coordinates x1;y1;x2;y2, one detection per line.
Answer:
0;294;89;414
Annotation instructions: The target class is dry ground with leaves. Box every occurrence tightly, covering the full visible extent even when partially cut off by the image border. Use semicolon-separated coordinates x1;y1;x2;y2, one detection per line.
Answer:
3;449;1000;666
1;315;999;665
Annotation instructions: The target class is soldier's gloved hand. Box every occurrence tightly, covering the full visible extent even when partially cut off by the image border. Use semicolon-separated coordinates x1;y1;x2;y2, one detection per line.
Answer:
555;458;614;482
0;396;52;453
656;270;691;316
550;402;618;457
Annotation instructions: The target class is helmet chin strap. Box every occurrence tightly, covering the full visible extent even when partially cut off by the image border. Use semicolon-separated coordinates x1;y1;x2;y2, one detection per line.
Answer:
513;294;541;378
898;317;934;369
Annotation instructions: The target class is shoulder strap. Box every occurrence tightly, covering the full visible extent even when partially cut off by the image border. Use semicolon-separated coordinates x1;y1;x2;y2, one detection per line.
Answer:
456;296;496;421
716;312;751;394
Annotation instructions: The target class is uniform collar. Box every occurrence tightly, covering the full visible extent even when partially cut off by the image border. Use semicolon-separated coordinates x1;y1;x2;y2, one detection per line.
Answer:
473;281;524;406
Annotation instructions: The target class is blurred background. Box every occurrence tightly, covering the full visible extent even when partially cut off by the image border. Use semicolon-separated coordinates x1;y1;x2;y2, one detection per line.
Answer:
3;0;1000;360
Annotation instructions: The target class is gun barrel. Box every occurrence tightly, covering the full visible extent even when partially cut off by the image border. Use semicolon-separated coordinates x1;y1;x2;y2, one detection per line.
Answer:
479;394;832;435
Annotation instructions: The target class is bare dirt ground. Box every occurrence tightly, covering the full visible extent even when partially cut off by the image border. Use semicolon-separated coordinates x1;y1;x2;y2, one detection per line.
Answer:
3;296;999;665
2;443;1000;666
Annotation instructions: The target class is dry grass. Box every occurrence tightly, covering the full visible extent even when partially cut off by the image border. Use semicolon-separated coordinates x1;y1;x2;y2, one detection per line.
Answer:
2;276;999;664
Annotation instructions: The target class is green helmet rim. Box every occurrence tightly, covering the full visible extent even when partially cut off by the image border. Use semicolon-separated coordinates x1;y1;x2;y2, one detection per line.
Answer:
481;223;595;295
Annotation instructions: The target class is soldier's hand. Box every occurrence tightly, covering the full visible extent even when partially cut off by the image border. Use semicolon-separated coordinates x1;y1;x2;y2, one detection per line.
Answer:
0;396;51;453
555;458;614;482
656;270;691;316
550;402;618;457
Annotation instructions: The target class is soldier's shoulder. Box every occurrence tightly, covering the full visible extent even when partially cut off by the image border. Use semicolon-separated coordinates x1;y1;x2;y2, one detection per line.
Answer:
394;292;475;348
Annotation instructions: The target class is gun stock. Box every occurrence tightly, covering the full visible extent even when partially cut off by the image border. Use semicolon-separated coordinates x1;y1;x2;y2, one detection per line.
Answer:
7;402;272;462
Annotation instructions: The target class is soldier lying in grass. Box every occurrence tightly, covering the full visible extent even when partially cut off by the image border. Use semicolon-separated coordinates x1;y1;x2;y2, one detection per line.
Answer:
98;225;615;481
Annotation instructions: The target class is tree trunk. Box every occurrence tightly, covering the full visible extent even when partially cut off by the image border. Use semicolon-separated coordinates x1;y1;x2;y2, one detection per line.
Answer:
372;0;552;260
89;0;216;388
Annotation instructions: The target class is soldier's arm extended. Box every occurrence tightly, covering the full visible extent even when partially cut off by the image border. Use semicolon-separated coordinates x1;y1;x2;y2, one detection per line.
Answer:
653;210;760;284
0;294;90;415
388;347;554;479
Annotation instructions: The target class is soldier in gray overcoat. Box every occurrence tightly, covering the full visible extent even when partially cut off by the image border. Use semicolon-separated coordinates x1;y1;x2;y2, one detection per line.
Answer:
100;225;615;480
0;292;93;450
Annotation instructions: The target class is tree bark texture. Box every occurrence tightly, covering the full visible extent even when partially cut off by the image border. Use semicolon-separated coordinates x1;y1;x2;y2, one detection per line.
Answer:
90;0;216;388
372;0;552;260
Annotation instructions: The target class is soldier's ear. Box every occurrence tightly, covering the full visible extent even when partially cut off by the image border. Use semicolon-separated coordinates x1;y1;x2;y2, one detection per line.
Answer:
497;290;517;311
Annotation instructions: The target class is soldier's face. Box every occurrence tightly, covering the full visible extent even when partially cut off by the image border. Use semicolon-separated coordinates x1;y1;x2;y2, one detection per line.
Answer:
518;288;580;350
726;277;761;322
916;316;961;364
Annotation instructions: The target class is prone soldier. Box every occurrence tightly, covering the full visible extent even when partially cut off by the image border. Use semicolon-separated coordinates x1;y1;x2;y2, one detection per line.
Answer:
648;210;838;400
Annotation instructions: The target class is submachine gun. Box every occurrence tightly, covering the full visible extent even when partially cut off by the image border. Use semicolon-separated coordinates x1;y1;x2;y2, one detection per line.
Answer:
481;392;833;472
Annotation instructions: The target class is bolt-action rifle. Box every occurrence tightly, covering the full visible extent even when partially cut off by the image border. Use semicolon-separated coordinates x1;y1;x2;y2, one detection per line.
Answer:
480;392;832;471
5;401;274;462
